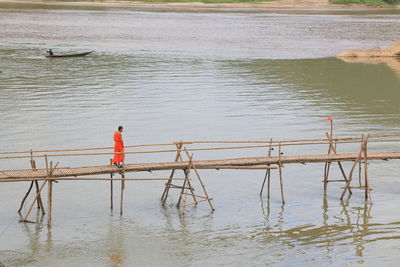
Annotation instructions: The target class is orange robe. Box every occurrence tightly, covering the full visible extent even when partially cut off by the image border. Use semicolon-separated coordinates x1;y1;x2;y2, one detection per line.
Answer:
112;131;125;163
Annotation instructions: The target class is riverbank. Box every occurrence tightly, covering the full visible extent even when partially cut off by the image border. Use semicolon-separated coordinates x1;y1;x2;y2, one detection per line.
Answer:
0;0;399;9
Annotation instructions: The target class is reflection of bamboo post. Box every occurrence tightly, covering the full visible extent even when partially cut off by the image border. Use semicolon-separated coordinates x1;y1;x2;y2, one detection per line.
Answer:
110;159;114;210
278;143;285;205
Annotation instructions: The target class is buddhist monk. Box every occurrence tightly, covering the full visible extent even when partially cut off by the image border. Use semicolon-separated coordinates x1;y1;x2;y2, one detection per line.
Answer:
112;126;124;167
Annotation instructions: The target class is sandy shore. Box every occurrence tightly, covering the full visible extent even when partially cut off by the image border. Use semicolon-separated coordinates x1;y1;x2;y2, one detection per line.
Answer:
0;0;399;9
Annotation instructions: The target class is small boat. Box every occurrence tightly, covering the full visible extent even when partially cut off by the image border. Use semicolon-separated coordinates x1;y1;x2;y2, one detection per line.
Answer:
45;50;95;58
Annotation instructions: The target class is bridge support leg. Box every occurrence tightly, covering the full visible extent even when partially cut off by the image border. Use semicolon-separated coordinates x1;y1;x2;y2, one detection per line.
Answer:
161;142;183;205
174;148;214;211
323;130;353;198
18;156;45;214
340;135;370;200
278;143;285;205
260;138;273;198
120;166;125;216
110;159;114;211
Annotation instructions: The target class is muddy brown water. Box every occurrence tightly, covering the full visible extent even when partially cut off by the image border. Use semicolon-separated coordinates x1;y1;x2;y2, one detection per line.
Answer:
1;3;400;266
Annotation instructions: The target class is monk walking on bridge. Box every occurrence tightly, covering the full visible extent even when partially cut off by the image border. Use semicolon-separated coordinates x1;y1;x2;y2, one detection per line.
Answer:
112;126;125;167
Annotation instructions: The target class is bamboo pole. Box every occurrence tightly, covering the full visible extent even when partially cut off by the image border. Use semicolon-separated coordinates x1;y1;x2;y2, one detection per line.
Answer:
18;181;34;213
278;143;285;205
267;139;273;199
35;180;45;214
47;158;52;226
2;133;400;156
161;142;183;205
259;138;273;196
185;154;198;205
120;166;125;216
177;170;189;208
110;159;113;211
3;138;400;160
183;149;214;211
364;136;370;200
323;130;333;196
340;135;369;200
324;132;352;195
19;181;47;222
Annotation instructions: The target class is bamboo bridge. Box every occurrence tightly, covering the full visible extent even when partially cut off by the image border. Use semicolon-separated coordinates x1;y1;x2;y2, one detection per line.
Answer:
1;123;400;226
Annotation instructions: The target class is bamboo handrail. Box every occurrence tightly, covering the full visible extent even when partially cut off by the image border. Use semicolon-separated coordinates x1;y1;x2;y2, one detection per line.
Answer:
1;133;400;156
1;138;400;160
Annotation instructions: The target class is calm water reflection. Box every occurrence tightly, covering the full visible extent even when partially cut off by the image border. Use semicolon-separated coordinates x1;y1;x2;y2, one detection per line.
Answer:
1;3;400;266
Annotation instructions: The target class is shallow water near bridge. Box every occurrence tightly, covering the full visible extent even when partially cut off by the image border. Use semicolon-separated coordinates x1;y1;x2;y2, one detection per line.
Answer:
1;3;400;266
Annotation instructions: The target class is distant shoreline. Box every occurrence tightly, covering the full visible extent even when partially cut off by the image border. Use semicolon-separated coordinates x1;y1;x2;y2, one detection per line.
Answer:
1;0;399;10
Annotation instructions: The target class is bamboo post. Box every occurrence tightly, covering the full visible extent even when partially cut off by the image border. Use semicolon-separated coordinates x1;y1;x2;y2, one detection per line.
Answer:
323;118;334;193
45;156;59;226
324;132;334;194
176;170;189;208
184;148;214;211
161;142;183;204
46;156;52;226
20;180;47;222
278;142;285;205
110;159;113;210
364;136;370;200
267;139;273;199
120;165;125;216
18;181;34;213
323;132;352;195
340;135;368;200
259;138;273;197
35;181;45;215
47;172;52;226
184;154;198;205
32;151;44;212
18;150;45;213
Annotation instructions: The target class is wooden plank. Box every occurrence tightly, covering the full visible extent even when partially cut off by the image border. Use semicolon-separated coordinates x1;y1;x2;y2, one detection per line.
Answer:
1;152;400;181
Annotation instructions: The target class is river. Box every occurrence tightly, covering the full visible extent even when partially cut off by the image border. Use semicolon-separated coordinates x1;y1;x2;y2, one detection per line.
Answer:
1;2;400;266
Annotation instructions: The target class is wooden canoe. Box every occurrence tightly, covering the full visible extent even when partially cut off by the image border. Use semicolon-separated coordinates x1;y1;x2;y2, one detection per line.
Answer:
45;50;95;58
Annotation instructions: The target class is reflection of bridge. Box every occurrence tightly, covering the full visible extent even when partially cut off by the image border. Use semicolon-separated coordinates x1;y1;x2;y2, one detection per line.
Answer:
1;123;400;225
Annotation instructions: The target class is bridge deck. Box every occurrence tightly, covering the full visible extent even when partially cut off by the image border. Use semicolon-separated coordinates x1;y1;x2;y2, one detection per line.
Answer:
1;152;399;181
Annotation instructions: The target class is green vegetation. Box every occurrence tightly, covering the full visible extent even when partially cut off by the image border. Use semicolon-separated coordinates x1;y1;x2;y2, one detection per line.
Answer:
330;0;399;5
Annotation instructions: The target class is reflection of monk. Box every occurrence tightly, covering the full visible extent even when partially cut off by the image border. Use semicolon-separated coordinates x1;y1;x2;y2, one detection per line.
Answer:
112;126;125;167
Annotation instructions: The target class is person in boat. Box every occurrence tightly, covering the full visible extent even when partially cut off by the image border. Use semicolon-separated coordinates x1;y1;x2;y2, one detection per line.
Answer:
112;126;125;168
47;49;54;56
